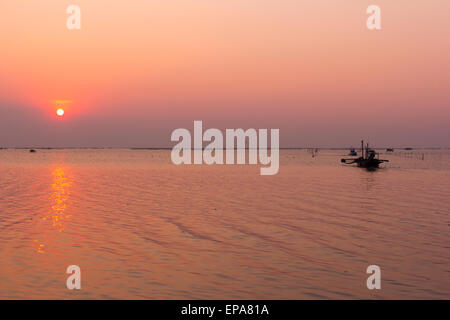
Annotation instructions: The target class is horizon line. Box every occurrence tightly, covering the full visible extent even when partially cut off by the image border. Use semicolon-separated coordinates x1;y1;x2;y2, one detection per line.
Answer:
1;147;448;150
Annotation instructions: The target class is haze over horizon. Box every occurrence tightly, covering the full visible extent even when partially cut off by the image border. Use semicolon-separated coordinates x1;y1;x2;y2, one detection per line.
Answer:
1;0;449;148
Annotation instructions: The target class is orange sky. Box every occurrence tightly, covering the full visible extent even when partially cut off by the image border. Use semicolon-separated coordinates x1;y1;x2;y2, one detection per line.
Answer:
0;0;449;147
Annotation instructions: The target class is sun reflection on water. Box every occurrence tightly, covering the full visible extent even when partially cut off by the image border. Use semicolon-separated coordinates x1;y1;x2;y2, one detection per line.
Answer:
46;167;73;232
33;167;73;254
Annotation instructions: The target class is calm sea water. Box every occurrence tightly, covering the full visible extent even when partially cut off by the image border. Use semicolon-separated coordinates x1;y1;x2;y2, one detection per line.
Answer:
0;149;448;299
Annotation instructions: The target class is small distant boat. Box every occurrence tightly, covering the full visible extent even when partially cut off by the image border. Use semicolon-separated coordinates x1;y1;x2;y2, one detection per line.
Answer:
348;148;357;156
29;149;36;153
386;148;394;152
404;147;413;150
341;140;389;169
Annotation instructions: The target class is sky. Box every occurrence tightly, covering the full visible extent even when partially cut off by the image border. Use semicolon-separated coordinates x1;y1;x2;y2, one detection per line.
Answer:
0;0;449;148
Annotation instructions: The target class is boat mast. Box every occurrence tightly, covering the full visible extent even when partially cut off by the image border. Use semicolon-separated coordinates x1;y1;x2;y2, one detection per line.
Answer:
361;140;364;158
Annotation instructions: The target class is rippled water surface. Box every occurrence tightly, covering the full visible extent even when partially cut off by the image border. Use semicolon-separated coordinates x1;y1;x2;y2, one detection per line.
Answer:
0;149;448;299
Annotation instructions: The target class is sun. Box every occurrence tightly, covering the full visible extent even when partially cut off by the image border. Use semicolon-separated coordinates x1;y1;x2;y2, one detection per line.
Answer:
56;108;65;117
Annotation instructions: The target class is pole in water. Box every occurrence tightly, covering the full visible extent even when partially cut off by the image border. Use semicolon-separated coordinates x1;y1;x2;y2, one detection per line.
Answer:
361;140;364;158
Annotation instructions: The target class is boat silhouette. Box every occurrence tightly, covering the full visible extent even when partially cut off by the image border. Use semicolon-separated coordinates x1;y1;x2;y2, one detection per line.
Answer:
341;140;388;169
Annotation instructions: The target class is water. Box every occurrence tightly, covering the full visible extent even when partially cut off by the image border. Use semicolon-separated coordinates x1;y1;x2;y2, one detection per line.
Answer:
0;149;448;299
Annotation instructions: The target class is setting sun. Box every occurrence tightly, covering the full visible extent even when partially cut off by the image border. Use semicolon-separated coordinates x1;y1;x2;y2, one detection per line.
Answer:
56;108;65;117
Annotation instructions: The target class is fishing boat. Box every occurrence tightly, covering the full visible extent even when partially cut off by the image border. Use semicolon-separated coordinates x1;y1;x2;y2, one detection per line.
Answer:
341;141;389;169
348;148;357;156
